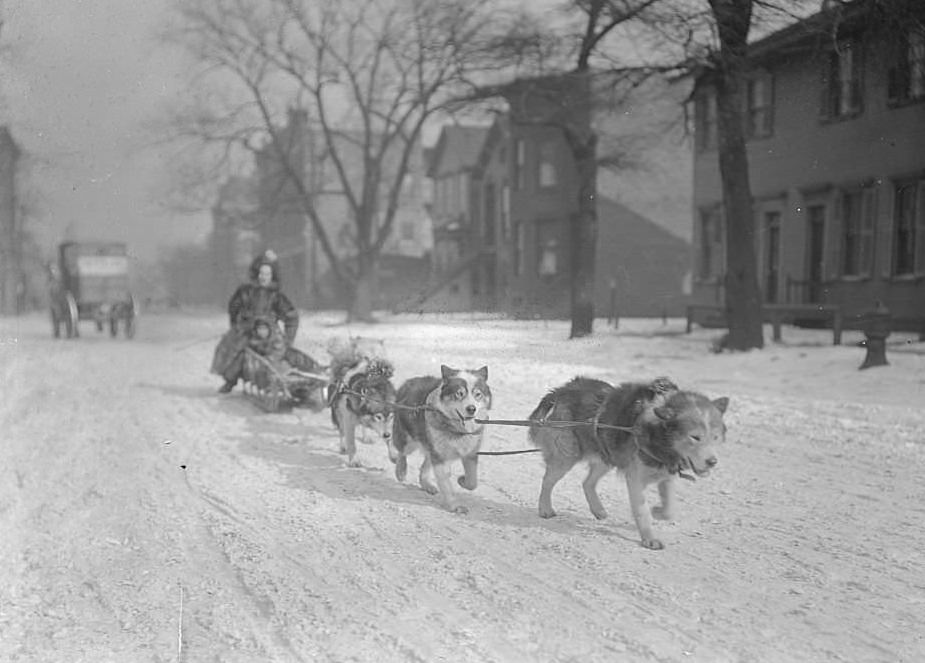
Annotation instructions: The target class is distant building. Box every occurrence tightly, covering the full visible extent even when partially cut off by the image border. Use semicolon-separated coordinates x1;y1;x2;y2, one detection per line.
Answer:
248;108;432;310
0;127;21;315
690;0;925;328
424;124;491;312
423;74;692;318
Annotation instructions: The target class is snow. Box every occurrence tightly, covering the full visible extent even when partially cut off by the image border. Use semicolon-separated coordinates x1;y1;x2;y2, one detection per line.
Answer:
1;310;923;662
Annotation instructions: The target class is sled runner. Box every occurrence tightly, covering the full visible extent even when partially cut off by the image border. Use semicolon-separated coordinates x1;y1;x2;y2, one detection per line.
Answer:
240;348;329;413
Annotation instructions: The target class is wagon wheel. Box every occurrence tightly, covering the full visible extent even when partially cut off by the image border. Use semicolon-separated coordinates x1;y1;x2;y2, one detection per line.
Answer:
64;292;79;338
124;295;137;339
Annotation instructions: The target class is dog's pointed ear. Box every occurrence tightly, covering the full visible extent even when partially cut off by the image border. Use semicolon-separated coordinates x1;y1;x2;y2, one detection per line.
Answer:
654;406;674;421
440;365;454;381
475;366;488;381
712;397;729;414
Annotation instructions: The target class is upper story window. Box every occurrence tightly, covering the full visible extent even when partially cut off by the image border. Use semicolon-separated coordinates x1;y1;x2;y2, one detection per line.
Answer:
538;141;558;188
513;138;527;190
746;74;774;138
838;186;875;278
888;28;925;105
695;90;717;151
892;177;925;277
821;41;863;120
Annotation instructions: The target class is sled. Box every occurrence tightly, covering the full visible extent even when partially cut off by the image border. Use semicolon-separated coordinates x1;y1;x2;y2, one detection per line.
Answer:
240;348;329;413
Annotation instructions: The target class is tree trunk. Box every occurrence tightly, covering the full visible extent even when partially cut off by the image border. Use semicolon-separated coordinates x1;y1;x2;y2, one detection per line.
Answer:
711;0;764;351
568;131;598;339
348;257;376;323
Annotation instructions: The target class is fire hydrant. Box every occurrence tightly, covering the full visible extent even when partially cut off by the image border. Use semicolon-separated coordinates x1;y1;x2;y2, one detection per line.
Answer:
858;301;891;370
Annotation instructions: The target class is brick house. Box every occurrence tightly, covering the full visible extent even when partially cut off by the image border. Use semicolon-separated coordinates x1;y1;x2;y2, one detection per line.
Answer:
690;0;925;329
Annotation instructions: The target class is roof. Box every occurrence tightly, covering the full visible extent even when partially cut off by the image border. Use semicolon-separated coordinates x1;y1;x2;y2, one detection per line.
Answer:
427;125;490;179
747;0;917;63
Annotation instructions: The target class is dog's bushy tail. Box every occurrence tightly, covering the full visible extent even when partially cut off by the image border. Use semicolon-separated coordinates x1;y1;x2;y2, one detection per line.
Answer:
527;391;558;444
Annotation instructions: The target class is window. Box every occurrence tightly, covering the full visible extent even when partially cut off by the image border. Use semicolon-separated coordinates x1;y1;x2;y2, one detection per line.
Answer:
536;221;561;277
764;211;781;303
501;183;511;239
893;178;925;276
839;187;875;277
696;91;717;151
513;139;526;190
888;28;925;105
538;141;558;188
698;207;723;280
747;75;774;138
822;41;862;119
513;222;525;276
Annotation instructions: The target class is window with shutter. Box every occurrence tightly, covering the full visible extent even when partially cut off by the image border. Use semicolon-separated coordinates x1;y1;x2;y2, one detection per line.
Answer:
821;41;863;120
889;28;925;105
893;178;925;276
747;74;774;139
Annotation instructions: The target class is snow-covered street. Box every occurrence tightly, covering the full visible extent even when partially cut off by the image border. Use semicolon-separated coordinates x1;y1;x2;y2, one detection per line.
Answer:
1;310;923;662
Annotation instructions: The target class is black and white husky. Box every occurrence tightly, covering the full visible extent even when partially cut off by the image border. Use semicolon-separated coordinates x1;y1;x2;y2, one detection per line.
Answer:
389;365;492;513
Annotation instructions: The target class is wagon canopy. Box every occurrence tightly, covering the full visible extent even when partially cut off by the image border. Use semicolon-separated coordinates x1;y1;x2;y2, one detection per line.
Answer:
59;242;131;303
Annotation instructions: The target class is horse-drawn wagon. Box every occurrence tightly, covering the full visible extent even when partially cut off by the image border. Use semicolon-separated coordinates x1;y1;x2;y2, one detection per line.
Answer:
49;241;137;339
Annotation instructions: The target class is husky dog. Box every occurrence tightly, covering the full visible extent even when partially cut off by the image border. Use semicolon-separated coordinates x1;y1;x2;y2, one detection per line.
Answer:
390;365;492;513
528;377;728;550
328;357;396;467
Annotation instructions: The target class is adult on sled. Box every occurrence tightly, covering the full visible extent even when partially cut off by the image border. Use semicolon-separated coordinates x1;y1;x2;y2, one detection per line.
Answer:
211;250;300;393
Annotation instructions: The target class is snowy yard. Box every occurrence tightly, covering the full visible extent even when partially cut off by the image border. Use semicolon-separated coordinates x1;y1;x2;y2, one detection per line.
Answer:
0;310;923;662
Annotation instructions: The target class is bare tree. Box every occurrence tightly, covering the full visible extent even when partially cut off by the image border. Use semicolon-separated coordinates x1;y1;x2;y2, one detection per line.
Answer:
165;0;507;321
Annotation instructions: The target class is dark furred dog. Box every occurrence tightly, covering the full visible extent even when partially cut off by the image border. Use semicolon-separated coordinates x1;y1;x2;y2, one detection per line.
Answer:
389;365;491;513
528;377;728;550
329;358;396;467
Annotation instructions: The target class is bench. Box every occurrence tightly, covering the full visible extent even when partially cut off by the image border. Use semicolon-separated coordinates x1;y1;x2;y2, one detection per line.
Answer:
686;303;843;345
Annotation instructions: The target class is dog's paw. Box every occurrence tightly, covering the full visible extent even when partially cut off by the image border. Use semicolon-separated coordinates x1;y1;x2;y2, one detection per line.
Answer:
449;505;469;515
338;445;347;454
590;507;608;520
421;483;439;495
538;507;557;519
651;506;675;521
457;476;477;491
346;458;362;468
641;537;665;551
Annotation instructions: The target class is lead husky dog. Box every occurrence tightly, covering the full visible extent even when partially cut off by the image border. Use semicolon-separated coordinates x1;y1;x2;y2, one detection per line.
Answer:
528;377;728;550
329;357;396;467
389;365;491;513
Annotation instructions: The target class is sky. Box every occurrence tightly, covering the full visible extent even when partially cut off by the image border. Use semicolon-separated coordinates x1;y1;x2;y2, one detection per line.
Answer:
0;0;211;262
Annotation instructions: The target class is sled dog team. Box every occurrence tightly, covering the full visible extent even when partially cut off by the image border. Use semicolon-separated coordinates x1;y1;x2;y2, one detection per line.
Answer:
326;349;729;551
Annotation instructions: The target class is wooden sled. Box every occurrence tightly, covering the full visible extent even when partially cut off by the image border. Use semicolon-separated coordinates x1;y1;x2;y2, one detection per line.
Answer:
241;348;329;413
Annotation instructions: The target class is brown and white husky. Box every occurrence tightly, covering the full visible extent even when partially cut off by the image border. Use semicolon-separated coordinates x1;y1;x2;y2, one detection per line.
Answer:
528;376;728;550
389;365;492;513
